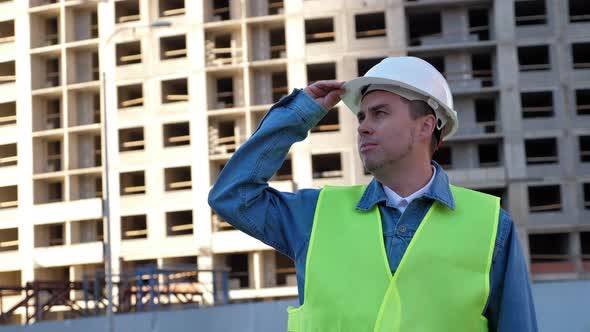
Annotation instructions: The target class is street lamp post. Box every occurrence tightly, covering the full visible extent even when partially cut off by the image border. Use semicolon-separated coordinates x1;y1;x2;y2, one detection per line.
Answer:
101;20;171;332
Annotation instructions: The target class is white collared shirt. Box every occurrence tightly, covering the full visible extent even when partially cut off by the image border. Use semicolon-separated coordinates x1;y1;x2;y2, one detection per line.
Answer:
382;166;436;214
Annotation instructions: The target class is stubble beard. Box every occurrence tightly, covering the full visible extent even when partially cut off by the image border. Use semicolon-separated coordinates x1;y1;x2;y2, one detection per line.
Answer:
362;131;415;175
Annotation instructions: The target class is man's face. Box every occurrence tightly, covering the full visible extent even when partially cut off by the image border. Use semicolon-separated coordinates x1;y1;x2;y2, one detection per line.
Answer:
356;90;418;173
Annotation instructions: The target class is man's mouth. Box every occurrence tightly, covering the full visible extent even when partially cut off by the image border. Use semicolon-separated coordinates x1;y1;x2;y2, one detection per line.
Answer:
359;143;378;152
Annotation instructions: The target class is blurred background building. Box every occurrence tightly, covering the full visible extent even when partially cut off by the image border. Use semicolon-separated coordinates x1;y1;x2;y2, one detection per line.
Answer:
0;0;588;329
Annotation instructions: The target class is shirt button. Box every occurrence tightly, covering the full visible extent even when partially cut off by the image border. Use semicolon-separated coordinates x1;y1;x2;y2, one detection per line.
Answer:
398;225;407;233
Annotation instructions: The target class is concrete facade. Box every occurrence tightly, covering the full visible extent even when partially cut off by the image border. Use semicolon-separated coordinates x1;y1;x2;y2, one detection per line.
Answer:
0;0;588;325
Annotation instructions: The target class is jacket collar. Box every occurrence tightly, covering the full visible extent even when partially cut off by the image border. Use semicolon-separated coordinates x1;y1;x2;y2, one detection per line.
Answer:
355;161;456;212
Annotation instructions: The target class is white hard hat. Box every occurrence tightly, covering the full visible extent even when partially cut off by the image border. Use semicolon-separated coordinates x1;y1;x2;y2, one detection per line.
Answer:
341;56;458;140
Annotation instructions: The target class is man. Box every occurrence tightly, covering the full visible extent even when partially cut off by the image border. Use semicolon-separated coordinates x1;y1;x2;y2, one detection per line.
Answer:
208;57;537;331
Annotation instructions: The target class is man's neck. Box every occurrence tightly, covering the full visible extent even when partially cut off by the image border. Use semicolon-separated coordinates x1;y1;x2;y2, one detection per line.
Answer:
374;160;434;197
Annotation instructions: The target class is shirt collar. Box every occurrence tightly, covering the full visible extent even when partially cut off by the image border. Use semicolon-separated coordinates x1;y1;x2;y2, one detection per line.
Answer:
382;166;436;210
356;161;456;212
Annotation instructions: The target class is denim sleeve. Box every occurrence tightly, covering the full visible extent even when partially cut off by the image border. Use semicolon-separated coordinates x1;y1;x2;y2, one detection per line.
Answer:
485;208;538;331
208;89;326;259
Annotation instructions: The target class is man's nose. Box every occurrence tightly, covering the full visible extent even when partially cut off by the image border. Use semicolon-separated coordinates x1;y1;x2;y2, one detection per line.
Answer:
357;119;373;136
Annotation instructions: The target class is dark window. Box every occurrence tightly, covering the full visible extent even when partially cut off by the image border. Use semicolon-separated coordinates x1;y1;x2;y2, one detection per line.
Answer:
120;171;145;195
528;185;561;212
312;107;340;133
117;84;143;108
163;122;190;147
160;35;187;60
576;89;590;115
521;91;553;118
312;153;342;179
166;210;193;236
121;215;147;240
164;166;191;191
307;63;336;85
569;0;590;23
515;0;547;26
116;41;141;66
228;253;249;288
475;98;497;133
478;143;500;167
119;127;144;152
518;45;550;72
468;8;489;41
580;136;590;162
572;43;590;70
583;183;590;210
305;18;334;43
161;78;188;104
115;0;140;24
159;0;185;17
355;12;386;39
212;0;230;21
433;146;451;168
525;138;558;165
407;12;441;46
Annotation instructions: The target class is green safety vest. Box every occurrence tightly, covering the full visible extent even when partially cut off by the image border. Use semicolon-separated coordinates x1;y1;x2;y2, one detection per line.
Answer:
287;185;499;332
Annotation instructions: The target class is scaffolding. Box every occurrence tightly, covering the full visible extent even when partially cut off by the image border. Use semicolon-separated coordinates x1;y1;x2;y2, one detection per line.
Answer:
0;265;230;325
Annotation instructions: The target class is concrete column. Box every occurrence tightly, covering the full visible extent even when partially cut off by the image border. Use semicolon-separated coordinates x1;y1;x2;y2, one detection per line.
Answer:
442;8;469;42
250;251;262;290
98;0;121;278
262;250;276;288
15;0;35;285
570;232;582;275
494;0;529;230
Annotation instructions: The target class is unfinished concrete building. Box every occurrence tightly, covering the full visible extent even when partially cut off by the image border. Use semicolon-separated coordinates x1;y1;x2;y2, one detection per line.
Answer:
0;0;589;324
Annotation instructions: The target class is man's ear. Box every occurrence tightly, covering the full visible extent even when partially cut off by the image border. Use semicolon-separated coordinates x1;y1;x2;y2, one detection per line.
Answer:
418;114;437;141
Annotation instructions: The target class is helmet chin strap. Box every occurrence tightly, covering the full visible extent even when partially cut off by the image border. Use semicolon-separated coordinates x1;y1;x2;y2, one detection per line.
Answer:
434;138;444;153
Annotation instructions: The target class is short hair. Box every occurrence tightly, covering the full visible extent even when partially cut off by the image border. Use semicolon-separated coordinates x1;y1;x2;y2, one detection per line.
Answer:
407;100;441;156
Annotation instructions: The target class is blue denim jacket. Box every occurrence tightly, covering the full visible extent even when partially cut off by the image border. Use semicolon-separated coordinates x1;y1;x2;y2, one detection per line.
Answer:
208;89;538;331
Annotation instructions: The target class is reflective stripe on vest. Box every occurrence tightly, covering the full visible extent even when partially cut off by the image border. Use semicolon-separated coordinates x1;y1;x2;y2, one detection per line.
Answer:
288;185;499;332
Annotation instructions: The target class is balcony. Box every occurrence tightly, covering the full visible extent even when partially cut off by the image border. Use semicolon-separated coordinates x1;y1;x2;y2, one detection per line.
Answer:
30;11;60;48
208;119;245;156
34;242;104;267
248;23;286;62
407;9;491;48
205;32;243;67
65;4;98;43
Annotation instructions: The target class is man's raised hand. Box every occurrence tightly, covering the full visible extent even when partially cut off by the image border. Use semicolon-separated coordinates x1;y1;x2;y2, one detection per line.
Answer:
303;80;346;112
